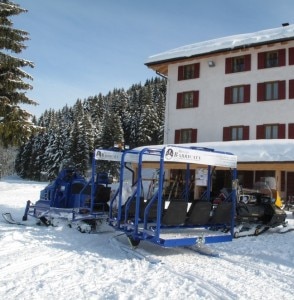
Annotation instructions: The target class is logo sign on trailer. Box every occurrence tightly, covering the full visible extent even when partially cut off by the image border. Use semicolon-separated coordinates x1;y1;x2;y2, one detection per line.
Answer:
164;146;237;168
95;149;122;161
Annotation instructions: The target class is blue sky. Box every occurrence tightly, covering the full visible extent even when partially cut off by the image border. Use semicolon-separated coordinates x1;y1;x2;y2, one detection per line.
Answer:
14;0;294;116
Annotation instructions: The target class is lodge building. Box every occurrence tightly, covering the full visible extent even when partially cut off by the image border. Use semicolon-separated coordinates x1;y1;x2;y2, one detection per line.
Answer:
145;24;294;200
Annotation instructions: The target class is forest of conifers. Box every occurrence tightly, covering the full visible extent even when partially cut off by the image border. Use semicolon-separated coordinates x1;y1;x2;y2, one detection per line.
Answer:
14;77;166;180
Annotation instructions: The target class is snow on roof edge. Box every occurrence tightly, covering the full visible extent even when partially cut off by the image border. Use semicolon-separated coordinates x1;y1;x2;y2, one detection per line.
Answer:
146;25;294;65
134;140;294;163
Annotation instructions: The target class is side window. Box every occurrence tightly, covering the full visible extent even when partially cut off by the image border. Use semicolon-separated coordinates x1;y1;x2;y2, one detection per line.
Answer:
176;91;199;108
257;81;285;101
223;126;249;141
265;82;278;100
174;129;197;143
232;86;244;103
258;49;286;69
265;124;278;139
224;85;250;104
231;127;244;140
256;124;285;139
225;55;251;74
183;92;193;107
265;51;278;68
178;63;200;80
232;56;245;72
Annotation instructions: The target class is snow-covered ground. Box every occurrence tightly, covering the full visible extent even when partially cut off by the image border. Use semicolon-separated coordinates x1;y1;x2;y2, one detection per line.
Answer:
0;177;293;300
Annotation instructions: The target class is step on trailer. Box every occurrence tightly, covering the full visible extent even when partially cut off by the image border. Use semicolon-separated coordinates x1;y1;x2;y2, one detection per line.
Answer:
108;145;238;248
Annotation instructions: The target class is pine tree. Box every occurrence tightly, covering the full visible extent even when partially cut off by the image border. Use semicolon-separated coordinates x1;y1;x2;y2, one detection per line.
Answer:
14;77;167;180
0;0;39;147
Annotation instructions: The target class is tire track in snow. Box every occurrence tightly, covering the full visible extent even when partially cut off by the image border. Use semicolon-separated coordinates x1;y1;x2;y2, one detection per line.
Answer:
159;259;238;300
109;236;238;299
217;252;294;298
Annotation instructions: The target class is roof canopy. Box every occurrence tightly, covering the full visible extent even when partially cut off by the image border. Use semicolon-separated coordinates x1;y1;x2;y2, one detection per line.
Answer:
96;140;294;167
95;145;237;168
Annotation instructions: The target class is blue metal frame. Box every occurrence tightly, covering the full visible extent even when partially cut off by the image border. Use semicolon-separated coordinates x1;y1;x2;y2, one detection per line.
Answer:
109;145;238;247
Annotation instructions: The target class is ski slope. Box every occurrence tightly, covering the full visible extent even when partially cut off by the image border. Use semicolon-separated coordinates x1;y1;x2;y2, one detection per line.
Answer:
0;177;293;300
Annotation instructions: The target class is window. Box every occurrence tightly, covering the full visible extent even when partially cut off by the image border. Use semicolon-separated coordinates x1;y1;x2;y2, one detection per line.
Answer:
223;126;249;141
225;55;251;74
257;81;285;101
232;56;245;72
256;124;285;139
231;127;244;140
178;63;200;80
174;129;197;143
265;82;279;100
265;124;278;139
266;51;278;68
224;85;250;104
183;92;193;107
184;64;195;79
181;129;192;143
176;91;199;109
232;86;244;103
258;49;286;69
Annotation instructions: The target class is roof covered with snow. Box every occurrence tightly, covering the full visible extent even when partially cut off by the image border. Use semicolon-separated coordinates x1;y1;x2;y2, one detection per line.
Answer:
191;139;294;163
146;24;294;65
136;140;294;163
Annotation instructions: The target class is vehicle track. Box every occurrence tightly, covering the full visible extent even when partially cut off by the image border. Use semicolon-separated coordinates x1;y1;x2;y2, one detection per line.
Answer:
109;235;238;299
109;233;294;300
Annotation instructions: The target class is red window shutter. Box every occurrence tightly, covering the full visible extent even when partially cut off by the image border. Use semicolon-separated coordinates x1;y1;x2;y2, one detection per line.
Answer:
288;123;294;138
289;48;294;65
243;126;249;140
223;127;231;141
244;85;250;103
225;57;232;74
289;79;294;99
278;80;286;100
258;52;265;69
194;63;200;78
174;130;181;144
193;91;199;107
178;66;184;81
191;129;197;142
278;49;286;67
278;124;286;139
256;125;264;139
176;93;182;109
244;55;251;71
224;87;232;104
257;83;265;101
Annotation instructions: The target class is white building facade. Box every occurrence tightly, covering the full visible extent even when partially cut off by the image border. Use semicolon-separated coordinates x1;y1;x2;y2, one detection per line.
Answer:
145;25;294;200
146;25;294;145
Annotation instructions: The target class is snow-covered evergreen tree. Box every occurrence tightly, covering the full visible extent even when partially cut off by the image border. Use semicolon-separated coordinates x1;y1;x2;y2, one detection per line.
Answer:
44;126;64;180
0;0;39;147
15;78;166;180
63;118;89;176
